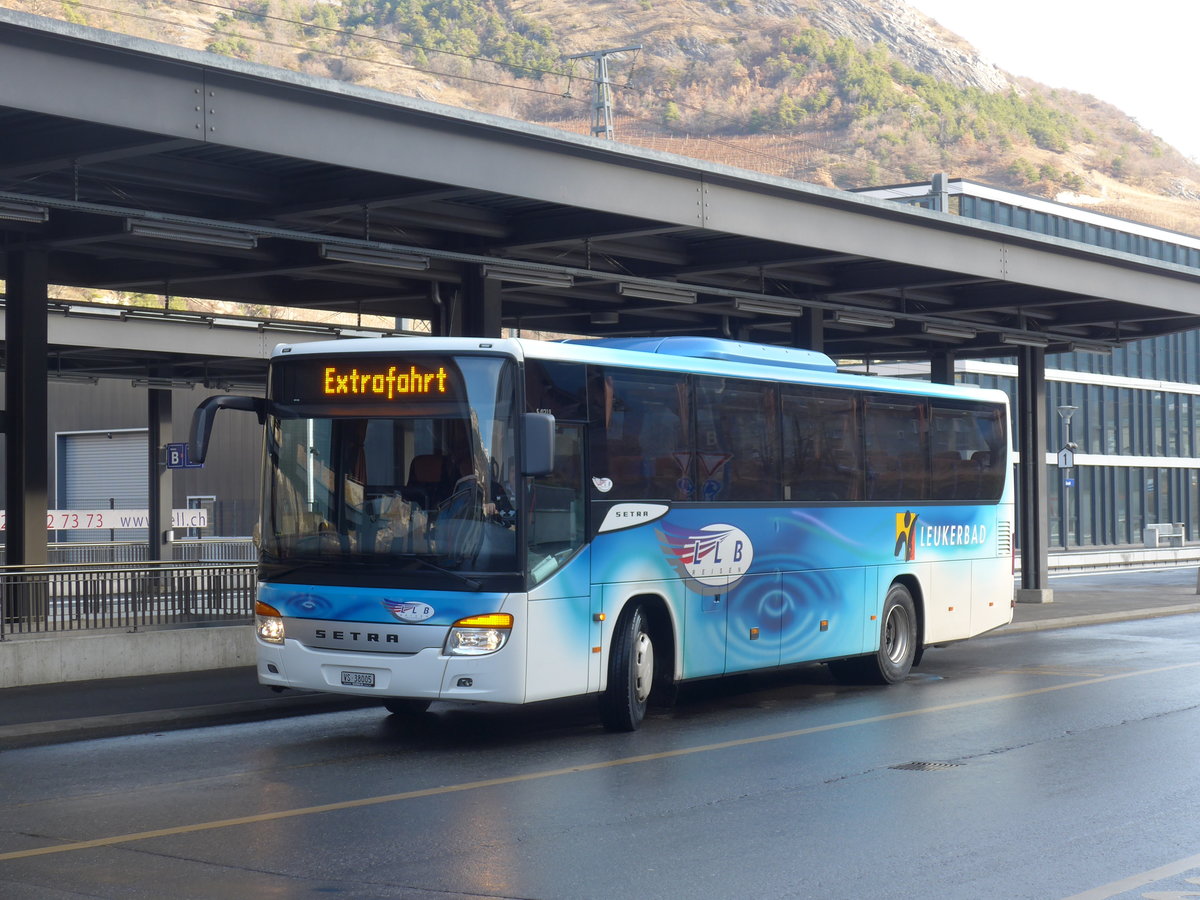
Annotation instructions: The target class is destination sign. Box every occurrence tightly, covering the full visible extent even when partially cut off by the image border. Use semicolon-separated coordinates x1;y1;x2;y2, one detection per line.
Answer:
273;356;462;405
322;364;448;399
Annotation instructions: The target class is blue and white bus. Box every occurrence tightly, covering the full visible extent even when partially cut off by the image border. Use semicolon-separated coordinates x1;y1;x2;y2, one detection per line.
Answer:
192;336;1013;730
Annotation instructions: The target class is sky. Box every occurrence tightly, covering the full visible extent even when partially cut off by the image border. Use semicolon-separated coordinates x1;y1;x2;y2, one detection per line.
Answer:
905;1;1200;160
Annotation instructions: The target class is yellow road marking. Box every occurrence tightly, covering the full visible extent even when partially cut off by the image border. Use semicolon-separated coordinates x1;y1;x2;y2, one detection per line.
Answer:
3;660;1199;863
992;666;1116;678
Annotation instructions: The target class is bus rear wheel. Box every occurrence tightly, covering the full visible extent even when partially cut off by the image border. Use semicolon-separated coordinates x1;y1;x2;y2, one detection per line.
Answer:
599;604;654;732
829;583;917;685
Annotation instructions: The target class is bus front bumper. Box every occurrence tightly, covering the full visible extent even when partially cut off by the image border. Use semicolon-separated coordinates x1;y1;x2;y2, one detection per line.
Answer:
256;638;527;704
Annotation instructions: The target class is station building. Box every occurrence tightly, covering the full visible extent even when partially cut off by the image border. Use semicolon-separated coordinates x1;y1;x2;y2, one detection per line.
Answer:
860;178;1200;550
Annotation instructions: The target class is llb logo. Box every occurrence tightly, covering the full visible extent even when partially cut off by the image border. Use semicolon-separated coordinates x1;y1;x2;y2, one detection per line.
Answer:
659;522;754;590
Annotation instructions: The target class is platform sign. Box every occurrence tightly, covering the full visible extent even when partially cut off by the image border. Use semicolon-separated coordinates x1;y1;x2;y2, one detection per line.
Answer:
1057;447;1075;469
165;442;203;469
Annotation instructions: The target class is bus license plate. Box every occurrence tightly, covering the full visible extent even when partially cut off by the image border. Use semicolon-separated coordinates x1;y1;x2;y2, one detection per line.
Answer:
340;671;375;687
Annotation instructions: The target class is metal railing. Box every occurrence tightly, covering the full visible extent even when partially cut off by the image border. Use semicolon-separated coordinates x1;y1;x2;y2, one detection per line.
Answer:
0;560;256;638
0;538;256;566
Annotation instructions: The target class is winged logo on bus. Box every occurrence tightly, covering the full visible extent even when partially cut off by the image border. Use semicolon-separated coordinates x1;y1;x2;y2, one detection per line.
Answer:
382;599;435;622
657;521;754;592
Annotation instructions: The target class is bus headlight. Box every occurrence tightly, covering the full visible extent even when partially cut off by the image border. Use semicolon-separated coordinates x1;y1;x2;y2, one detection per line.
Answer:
256;600;286;645
445;613;513;656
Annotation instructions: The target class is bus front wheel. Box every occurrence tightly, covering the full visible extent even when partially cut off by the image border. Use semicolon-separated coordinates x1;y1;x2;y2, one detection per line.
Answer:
829;583;917;685
599;604;654;732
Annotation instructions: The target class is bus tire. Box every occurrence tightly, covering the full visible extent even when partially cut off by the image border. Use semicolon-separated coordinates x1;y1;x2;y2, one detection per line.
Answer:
829;583;917;685
383;699;431;716
599;604;654;732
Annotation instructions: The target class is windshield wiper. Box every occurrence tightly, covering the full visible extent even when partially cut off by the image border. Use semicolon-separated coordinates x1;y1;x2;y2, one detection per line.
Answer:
403;557;482;591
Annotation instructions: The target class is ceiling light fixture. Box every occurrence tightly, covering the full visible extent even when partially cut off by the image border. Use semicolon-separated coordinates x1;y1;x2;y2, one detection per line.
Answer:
319;244;430;271
482;264;574;288
922;322;977;340
125;218;259;250
131;377;196;390
734;298;805;317
998;332;1051;349
617;282;697;304
833;309;895;329
1068;340;1114;355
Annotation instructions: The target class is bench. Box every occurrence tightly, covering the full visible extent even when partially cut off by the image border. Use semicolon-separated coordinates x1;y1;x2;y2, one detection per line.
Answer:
1143;523;1186;548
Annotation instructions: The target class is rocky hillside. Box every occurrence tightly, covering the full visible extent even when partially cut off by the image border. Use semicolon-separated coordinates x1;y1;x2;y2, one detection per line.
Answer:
8;0;1200;233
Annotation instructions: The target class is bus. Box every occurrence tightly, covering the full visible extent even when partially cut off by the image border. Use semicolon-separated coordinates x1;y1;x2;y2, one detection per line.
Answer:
190;335;1013;731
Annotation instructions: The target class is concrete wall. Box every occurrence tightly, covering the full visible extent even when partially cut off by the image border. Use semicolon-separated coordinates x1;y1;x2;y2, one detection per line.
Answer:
0;625;254;688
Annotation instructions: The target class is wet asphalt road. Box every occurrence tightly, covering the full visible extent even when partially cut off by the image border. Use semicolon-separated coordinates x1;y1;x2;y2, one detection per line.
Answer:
4;606;1200;899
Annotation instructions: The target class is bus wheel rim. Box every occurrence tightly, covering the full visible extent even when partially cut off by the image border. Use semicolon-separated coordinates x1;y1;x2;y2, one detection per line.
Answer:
633;631;654;703
884;605;910;664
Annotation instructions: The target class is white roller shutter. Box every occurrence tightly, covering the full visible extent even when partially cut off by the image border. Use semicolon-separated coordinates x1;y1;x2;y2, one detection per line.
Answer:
58;431;148;542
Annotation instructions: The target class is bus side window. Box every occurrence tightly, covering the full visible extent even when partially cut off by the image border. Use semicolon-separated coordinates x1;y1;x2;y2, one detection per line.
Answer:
591;368;691;501
863;397;929;501
929;402;1008;502
782;388;861;501
694;376;781;502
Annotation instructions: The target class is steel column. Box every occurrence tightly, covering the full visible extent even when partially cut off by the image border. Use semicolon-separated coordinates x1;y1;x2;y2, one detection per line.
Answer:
460;266;502;338
147;386;173;560
793;310;824;352
4;249;50;574
1016;345;1052;602
930;350;955;385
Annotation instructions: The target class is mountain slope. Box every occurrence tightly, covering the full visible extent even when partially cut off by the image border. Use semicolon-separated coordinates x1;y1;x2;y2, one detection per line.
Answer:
7;0;1200;232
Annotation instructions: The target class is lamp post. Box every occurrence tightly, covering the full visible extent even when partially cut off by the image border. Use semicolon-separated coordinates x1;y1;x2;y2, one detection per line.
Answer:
1057;405;1078;548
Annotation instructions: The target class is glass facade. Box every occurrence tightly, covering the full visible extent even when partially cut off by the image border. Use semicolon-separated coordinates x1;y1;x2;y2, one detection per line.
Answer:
862;178;1200;551
959;332;1200;548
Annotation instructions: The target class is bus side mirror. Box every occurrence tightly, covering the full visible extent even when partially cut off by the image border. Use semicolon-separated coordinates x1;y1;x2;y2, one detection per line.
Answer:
521;413;555;477
189;395;267;465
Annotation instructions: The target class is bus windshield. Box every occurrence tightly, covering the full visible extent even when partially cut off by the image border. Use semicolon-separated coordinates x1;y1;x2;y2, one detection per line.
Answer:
261;355;519;576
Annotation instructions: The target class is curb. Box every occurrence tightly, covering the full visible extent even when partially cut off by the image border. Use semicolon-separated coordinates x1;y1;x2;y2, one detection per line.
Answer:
0;692;375;750
995;603;1200;636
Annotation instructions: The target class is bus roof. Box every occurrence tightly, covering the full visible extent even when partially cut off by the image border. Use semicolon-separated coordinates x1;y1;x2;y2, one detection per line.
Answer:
564;337;837;373
274;336;1009;406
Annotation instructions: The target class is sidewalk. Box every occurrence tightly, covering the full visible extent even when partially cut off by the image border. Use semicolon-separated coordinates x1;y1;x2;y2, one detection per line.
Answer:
3;570;1199;749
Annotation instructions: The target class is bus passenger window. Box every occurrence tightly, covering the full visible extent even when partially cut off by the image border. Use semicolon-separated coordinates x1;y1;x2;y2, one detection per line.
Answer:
929;403;1008;502
694;377;781;502
863;397;928;501
782;389;861;501
591;368;692;501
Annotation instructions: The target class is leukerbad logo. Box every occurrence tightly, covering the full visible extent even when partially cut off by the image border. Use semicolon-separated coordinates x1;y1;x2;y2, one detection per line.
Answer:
659;522;754;592
895;511;919;561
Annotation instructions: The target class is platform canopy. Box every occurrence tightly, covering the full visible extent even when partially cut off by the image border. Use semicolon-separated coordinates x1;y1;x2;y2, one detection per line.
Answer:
2;8;1200;384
